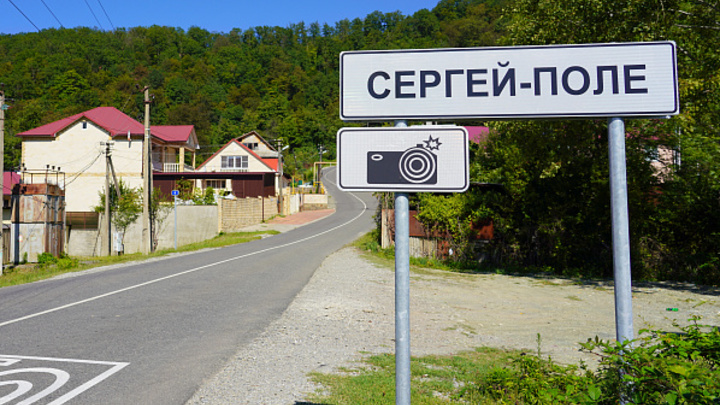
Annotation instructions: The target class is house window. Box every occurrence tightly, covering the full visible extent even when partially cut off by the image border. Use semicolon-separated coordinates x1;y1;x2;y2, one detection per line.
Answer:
221;155;248;169
205;179;225;189
82;121;88;129
243;142;258;150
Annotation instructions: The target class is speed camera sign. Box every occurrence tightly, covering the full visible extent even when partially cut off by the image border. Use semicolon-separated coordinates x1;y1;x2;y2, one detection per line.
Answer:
336;126;469;192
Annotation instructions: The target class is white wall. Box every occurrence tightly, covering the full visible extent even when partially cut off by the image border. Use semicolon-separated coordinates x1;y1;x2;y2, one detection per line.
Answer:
22;121;144;212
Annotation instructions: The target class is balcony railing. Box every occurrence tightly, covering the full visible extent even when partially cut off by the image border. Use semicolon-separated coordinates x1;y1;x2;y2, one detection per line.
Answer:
153;162;195;173
195;167;249;173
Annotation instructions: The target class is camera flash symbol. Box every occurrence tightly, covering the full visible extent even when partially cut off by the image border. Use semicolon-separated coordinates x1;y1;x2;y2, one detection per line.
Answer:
423;135;441;151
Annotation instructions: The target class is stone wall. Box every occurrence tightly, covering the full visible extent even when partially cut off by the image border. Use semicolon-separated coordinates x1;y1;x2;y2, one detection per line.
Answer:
218;196;278;232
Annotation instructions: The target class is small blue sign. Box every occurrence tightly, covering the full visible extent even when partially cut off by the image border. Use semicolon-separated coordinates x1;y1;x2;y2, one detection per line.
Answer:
171;190;179;196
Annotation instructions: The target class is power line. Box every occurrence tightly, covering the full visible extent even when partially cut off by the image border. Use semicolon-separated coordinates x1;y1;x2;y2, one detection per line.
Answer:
96;0;114;30
82;0;104;31
5;0;41;32
64;152;103;186
40;0;64;28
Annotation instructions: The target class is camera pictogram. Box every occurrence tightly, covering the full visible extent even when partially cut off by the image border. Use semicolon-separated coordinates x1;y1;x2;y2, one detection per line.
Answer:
367;135;441;185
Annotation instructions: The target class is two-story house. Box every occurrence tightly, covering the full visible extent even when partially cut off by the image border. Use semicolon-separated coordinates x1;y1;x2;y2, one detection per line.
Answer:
17;106;199;214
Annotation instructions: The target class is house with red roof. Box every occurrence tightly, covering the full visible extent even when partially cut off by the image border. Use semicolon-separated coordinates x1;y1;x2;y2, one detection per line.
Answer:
196;138;277;174
167;135;285;199
17;106;199;212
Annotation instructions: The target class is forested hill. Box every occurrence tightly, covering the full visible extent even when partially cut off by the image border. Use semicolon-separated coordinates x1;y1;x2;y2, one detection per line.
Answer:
0;0;507;170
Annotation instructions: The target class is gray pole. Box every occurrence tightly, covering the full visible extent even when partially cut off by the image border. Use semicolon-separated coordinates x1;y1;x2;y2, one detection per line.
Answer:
141;87;151;254
105;142;112;256
277;140;283;215
394;120;411;405
608;117;634;345
0;89;5;275
173;196;178;250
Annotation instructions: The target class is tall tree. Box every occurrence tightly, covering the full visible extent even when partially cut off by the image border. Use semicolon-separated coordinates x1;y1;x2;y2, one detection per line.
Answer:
478;0;720;283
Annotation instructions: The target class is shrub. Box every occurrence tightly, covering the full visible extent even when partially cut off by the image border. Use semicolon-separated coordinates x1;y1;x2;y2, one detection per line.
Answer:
57;256;78;270
478;319;720;404
37;252;57;266
584;317;720;404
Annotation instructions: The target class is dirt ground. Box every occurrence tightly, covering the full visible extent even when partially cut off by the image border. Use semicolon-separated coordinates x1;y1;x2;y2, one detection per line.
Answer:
403;260;720;366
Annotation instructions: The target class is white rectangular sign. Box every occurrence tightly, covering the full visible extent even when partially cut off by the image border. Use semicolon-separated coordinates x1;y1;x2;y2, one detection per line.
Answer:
340;42;679;121
337;126;469;192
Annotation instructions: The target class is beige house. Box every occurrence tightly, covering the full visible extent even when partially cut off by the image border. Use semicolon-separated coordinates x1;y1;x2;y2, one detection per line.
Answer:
17;106;198;213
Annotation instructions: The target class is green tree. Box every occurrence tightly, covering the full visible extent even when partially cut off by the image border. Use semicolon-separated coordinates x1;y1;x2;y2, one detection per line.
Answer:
95;179;142;247
482;0;720;282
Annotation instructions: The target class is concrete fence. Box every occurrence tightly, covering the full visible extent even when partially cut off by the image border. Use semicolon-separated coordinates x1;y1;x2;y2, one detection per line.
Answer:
300;193;330;211
67;204;219;256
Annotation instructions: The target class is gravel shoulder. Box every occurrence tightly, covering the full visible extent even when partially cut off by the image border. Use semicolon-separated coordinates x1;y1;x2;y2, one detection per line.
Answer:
187;247;720;405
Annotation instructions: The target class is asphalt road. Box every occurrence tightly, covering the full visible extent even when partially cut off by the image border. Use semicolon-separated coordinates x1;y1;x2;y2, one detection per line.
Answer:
0;168;376;405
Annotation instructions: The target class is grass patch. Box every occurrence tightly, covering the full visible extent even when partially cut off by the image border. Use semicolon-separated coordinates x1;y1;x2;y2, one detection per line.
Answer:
307;348;518;404
307;320;720;404
0;230;280;288
156;230;279;254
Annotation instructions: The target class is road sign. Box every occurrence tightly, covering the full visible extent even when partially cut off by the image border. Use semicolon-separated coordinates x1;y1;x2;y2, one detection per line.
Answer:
171;190;179;196
340;41;679;121
337;126;469;192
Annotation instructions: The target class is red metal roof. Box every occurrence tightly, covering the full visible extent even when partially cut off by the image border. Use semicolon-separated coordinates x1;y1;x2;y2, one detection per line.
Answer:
3;172;21;196
17;107;194;143
262;158;279;171
151;125;195;143
18;107;145;137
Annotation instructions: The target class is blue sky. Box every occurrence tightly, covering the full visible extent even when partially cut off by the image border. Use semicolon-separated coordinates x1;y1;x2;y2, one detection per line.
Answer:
1;0;441;35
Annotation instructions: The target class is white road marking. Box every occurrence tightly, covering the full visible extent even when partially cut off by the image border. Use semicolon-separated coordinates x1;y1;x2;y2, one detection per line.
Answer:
0;355;129;405
0;380;33;404
0;182;367;329
0;367;70;405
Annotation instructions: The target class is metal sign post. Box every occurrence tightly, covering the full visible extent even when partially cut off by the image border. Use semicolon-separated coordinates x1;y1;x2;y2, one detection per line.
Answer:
172;190;179;250
393;120;411;405
608;118;634;345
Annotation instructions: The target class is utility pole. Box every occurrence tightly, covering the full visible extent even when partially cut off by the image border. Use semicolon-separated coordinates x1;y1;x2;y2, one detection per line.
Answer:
318;144;324;163
276;139;283;215
141;86;152;254
104;142;112;256
0;87;5;275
